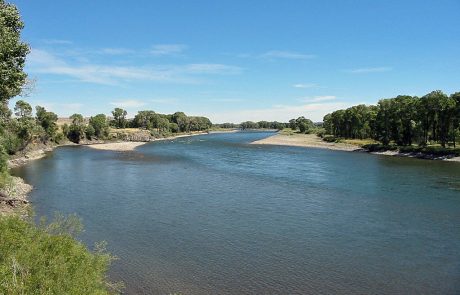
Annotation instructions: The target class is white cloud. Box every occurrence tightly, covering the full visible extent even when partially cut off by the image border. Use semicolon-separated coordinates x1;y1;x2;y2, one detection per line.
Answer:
110;100;147;108
261;50;316;60
300;95;336;102
293;83;318;88
27;48;242;85
346;67;392;73
208;98;243;103
208;102;349;123
42;39;73;45
150;44;187;56
182;63;242;75
99;48;134;55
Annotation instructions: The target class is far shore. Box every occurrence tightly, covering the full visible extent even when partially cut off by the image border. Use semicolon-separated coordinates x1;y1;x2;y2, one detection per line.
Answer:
8;131;210;167
252;132;460;162
86;132;208;151
252;133;360;151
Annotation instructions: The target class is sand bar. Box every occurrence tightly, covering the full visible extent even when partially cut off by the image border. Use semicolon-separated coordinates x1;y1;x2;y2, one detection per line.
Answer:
252;133;360;151
86;141;148;151
86;132;208;151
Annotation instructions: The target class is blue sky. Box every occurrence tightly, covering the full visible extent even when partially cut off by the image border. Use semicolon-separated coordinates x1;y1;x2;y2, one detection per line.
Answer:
11;0;460;123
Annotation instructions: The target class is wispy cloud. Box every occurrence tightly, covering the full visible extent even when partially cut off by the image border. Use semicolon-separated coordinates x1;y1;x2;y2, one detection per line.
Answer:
42;39;73;45
293;83;318;88
346;67;392;74
27;48;242;85
261;50;316;60
182;63;242;75
208;98;243;103
150;44;187;56
110;100;147;108
208;102;348;123
300;95;336;103
99;48;134;55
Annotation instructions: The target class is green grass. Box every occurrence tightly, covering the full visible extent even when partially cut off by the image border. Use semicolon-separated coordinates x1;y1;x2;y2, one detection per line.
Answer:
0;214;121;294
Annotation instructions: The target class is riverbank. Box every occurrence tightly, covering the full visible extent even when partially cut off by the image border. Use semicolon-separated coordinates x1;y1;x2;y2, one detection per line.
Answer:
251;133;360;151
252;132;460;162
0;176;32;216
86;131;208;151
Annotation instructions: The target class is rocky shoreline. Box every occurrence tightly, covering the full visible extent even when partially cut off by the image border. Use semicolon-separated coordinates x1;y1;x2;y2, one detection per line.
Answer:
0;176;32;216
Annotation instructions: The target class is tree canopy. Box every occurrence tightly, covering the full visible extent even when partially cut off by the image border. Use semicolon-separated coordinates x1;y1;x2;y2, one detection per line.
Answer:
0;0;29;110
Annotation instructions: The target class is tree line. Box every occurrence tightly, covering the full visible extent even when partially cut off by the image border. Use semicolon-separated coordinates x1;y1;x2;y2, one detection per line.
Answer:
215;121;287;130
322;90;460;147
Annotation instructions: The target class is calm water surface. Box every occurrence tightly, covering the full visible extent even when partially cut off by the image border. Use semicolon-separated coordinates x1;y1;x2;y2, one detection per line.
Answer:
12;132;460;294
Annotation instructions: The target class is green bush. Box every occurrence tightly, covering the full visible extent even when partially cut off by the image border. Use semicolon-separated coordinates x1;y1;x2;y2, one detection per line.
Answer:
316;128;326;138
0;214;121;294
398;145;460;156
322;135;337;142
362;144;398;152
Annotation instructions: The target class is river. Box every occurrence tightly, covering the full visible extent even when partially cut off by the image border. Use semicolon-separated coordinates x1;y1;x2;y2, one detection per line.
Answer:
12;131;460;294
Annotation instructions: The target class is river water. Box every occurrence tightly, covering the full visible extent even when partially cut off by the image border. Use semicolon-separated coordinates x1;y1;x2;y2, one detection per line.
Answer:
12;132;460;294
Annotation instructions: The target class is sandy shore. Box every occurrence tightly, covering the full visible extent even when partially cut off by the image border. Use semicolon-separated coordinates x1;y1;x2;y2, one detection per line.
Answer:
86;132;208;151
252;133;460;162
251;133;360;151
85;141;148;151
445;157;460;162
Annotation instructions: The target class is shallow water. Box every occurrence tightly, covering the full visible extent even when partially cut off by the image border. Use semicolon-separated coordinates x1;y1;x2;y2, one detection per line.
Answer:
12;132;460;294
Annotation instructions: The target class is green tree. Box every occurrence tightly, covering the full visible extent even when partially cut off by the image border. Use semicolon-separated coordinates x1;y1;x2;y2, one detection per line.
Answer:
35;106;58;141
0;0;30;120
67;113;86;143
295;116;313;134
451;92;460;147
89;114;109;138
111;108;127;129
14;99;32;118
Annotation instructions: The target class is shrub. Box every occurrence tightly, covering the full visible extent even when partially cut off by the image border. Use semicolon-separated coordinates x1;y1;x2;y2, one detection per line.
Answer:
322;135;337;142
0;214;121;294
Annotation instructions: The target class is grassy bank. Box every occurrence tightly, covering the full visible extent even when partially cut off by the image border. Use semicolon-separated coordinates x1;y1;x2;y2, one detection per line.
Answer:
0;214;121;294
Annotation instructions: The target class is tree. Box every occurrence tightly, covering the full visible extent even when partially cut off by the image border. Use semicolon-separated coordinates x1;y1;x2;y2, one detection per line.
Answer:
0;0;30;119
85;124;95;139
14;99;32;118
89;114;109;138
169;122;179;133
111;108;127;129
67;113;85;143
295;117;314;134
35;106;58;141
132;111;156;129
157;117;170;132
451;92;460;147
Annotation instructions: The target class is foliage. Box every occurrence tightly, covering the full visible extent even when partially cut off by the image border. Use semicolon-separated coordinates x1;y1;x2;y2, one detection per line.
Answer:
131;110;212;134
13;100;32;118
0;145;9;186
323;90;460;149
0;214;120;294
35;106;58;141
66;113;85;143
111;108;127;129
0;0;29;107
240;121;286;130
89;114;109;138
